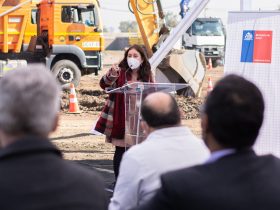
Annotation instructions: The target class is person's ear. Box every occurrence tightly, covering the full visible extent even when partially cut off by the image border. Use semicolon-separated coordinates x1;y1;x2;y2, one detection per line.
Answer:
179;108;184;119
201;113;209;133
141;120;149;135
201;113;211;148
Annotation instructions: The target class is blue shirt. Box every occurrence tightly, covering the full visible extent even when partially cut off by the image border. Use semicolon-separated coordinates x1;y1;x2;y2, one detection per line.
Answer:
205;149;236;164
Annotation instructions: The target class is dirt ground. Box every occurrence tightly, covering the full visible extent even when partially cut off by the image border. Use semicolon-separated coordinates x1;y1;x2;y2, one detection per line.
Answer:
50;51;224;186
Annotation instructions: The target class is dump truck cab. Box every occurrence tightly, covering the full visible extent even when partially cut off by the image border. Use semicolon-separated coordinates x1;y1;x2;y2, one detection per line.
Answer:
183;17;226;67
0;0;104;88
38;0;104;87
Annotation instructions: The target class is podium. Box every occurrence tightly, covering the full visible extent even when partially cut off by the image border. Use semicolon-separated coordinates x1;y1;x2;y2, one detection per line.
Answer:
106;82;188;147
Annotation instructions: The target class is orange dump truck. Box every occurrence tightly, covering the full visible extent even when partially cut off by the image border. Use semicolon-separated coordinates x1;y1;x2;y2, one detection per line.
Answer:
0;0;104;88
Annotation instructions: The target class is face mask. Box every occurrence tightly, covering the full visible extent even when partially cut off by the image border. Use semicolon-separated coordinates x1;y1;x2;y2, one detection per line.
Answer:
127;57;141;70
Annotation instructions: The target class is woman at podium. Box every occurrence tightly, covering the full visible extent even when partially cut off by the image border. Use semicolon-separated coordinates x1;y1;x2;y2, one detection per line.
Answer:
94;45;154;179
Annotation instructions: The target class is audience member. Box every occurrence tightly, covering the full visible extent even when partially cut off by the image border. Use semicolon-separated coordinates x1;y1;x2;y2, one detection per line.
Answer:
109;92;209;210
0;65;107;210
134;74;280;210
94;44;154;179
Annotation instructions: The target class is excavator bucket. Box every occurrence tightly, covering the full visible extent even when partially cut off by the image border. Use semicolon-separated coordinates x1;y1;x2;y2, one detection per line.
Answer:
155;49;206;97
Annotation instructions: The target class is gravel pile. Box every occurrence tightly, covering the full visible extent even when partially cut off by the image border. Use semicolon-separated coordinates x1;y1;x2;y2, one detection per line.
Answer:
61;90;204;120
175;96;203;119
61;89;107;112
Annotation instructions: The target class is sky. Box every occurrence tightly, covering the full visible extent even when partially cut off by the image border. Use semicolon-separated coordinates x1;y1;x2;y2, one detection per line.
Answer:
99;0;280;31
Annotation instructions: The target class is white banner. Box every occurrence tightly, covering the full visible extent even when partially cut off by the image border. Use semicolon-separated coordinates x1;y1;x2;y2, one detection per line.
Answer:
225;11;280;156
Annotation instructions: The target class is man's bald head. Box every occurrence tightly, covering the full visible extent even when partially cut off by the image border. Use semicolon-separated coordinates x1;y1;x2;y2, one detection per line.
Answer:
141;92;181;128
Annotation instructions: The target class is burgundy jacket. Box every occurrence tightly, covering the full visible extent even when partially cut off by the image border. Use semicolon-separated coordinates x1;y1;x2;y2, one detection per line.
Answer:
95;68;131;139
95;68;153;140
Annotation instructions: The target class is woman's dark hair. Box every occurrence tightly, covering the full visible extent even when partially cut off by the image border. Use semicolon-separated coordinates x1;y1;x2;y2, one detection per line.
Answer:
119;45;152;82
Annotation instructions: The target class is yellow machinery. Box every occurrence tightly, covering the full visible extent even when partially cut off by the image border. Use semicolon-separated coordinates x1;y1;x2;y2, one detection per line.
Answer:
0;0;38;53
0;0;207;94
128;31;144;46
129;0;159;57
0;0;104;88
129;0;207;96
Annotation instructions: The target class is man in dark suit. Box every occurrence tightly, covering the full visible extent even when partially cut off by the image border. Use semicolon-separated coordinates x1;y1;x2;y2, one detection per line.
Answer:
134;74;280;210
0;65;107;210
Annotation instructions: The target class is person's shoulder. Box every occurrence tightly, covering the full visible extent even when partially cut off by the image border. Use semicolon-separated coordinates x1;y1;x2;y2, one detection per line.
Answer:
61;161;108;206
121;142;154;167
161;160;225;186
262;154;280;161
162;153;280;181
61;160;104;183
157;164;210;195
124;143;147;159
260;154;280;166
175;127;209;151
163;163;206;180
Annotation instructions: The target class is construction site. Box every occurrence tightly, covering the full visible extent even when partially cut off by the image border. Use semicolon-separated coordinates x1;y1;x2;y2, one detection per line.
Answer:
1;0;280;206
53;49;223;185
0;0;226;185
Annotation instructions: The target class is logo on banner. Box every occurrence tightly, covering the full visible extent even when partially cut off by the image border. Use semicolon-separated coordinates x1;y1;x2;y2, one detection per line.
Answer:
244;32;253;41
240;30;272;63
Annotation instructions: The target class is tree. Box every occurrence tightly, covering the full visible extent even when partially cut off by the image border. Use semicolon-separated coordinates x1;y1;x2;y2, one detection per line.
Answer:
103;26;109;32
118;21;138;32
103;26;115;33
165;12;179;28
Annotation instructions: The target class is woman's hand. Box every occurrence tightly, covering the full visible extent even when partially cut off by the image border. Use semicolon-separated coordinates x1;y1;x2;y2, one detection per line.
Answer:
110;64;120;77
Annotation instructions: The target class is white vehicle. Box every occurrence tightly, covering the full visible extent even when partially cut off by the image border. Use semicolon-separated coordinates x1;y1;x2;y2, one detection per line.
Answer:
183;17;226;67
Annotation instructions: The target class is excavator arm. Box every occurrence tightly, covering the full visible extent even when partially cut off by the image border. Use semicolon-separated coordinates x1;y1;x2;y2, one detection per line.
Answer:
129;0;171;57
128;0;159;57
128;0;210;96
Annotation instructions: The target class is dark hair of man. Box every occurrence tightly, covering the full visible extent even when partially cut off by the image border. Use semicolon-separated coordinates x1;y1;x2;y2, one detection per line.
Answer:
118;44;152;82
204;74;264;150
141;94;180;128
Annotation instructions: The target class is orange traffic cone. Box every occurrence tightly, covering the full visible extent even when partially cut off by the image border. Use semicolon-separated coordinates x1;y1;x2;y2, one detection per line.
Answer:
207;77;213;94
207;58;212;70
68;83;81;113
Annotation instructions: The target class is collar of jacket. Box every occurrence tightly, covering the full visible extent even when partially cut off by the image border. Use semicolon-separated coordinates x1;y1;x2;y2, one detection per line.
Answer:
0;136;62;160
216;148;256;162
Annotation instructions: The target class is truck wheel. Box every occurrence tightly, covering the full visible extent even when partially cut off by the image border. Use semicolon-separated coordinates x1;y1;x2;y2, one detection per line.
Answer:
51;60;81;89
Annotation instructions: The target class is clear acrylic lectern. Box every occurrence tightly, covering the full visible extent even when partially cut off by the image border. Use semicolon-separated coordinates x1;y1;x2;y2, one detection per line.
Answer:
106;82;188;147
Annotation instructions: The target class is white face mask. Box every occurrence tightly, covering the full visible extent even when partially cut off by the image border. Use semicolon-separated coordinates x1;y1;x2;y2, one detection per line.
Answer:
127;57;141;70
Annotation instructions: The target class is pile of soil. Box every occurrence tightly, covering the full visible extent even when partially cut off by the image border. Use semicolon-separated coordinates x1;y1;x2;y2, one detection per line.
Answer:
176;96;204;119
61;90;203;120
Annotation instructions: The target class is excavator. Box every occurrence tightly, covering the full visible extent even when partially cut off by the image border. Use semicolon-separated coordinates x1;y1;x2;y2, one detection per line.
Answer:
0;0;209;95
128;0;208;96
